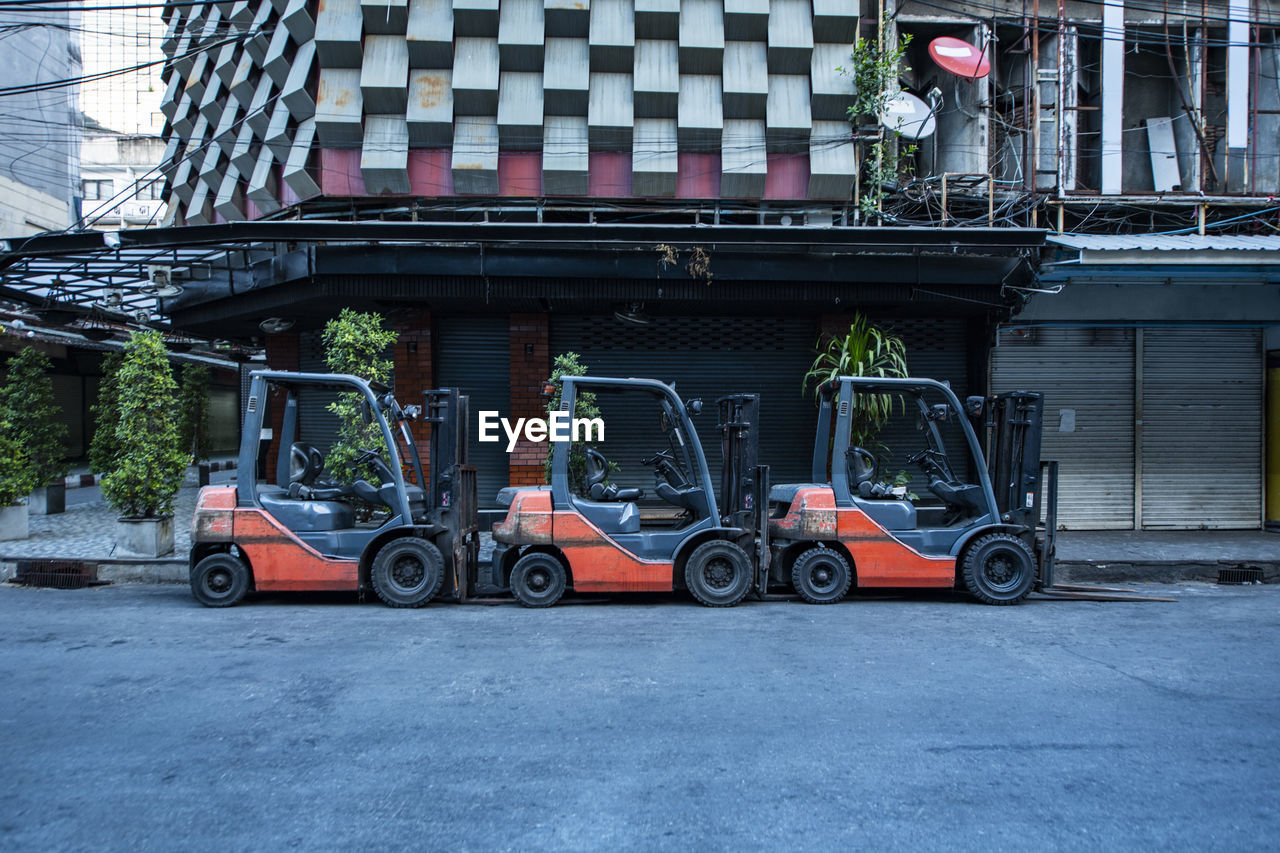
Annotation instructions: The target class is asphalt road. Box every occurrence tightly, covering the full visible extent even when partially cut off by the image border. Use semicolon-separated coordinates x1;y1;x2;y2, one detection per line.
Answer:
1;583;1277;851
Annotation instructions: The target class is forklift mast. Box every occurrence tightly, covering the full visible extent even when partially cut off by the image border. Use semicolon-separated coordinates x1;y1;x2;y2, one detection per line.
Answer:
424;388;470;512
716;394;762;525
984;391;1044;528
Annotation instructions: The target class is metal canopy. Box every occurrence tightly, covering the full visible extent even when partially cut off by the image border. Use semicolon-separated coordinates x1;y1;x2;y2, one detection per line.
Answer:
0;221;1045;339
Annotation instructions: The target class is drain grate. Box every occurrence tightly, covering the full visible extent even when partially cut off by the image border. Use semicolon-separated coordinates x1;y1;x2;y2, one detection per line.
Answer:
1218;566;1265;585
14;559;100;589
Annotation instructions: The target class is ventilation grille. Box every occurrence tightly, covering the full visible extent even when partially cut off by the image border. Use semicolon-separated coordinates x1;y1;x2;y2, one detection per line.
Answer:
1218;566;1265;585
13;560;100;589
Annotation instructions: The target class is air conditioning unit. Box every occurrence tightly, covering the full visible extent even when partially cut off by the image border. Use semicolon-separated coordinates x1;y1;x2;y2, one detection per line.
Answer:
121;201;162;224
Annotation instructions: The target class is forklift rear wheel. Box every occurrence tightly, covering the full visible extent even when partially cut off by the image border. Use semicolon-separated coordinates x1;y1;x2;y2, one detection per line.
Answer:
190;553;250;608
510;552;567;608
961;533;1036;605
370;538;445;608
791;546;852;604
684;541;752;607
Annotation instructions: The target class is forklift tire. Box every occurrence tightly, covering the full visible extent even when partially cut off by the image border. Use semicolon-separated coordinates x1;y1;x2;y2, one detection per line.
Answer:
791;546;852;604
510;552;567;608
370;538;445;608
961;533;1036;605
190;553;250;608
684;540;753;607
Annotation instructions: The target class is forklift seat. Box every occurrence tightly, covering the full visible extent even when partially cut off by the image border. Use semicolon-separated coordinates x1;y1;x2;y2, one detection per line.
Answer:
257;486;355;532
290;443;325;486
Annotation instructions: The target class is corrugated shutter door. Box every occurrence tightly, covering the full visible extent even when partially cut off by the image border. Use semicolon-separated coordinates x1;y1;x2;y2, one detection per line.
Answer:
1141;329;1262;529
296;330;342;453
50;374;84;459
991;328;1136;530
435;316;510;507
549;315;818;494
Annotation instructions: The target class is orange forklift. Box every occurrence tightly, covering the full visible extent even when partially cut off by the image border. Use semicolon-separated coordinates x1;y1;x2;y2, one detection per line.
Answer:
188;371;478;607
767;376;1056;605
487;376;768;607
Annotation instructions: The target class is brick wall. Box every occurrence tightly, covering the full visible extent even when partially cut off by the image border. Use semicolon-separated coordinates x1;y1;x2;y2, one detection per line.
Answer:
392;310;433;478
508;313;549;486
262;331;300;479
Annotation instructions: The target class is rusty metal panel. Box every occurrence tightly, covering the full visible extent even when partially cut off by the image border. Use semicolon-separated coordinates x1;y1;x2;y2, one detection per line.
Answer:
361;35;410;114
544;37;590;114
553;512;674;592
316;68;365;146
545;0;590;38
362;0;409;34
282;0;315;41
635;0;677;37
543;115;589;193
453;0;498;36
315;0;364;67
812;0;858;44
724;0;767;40
453;37;500;114
808;120;855;199
452;115;500;193
231;122;258;174
588;72;634;150
811;42;852;121
721;118;766;197
233;508;359;591
498;72;545;149
407;0;454;67
499;0;545;71
677;74;722;149
282;39;317;118
247;146;281;214
634;39;677;117
363;115;412;193
214;165;245;221
407;69;454;147
766;74;810;151
767;0;812;74
723;40;767;119
632;117;677;196
284;118;322;199
589;0;634;72
678;0;724;73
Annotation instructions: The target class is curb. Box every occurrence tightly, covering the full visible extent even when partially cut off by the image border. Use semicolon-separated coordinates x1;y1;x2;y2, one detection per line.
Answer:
1056;560;1280;585
62;459;238;490
1;559;188;585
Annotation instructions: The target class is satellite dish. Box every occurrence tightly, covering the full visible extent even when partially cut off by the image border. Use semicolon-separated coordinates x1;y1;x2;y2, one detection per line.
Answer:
879;91;937;140
929;36;991;79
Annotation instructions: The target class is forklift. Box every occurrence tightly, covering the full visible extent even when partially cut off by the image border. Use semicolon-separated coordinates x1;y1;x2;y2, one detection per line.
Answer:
488;376;769;607
767;376;1056;605
188;371;479;608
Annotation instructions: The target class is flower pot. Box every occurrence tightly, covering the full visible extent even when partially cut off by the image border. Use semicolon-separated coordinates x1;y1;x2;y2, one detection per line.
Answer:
0;503;29;541
28;483;66;515
115;516;175;557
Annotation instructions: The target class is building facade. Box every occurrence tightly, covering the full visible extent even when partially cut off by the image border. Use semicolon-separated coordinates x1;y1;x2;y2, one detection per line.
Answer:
0;6;81;236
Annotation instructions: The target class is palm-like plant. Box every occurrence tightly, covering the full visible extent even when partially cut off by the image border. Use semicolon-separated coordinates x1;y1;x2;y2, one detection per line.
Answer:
802;314;909;450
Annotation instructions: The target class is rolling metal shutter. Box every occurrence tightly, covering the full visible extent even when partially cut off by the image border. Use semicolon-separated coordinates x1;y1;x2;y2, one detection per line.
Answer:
549;315;819;497
991;327;1136;530
296;330;343;453
435;316;510;507
1140;329;1262;529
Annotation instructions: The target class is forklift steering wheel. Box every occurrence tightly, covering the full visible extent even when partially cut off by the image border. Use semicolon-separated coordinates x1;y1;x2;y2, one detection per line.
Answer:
355;448;394;484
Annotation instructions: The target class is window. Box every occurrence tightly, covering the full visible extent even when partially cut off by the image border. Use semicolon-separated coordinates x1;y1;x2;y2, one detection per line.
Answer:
137;180;164;200
81;179;112;200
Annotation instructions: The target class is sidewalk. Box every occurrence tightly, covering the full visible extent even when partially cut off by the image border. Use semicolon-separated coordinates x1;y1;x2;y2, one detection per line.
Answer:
2;473;1277;585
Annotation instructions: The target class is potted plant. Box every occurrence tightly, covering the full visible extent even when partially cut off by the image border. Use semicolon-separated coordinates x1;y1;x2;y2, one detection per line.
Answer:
99;330;190;557
543;352;607;492
176;363;212;485
0;348;70;514
0;419;36;541
88;351;124;477
321;309;398;485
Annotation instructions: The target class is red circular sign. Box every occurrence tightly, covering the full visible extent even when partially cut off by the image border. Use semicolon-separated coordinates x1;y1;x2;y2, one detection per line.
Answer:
929;36;991;79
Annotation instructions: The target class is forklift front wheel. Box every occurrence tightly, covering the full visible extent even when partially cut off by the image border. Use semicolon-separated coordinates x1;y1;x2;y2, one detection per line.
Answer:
190;553;250;608
370;538;445;608
684;541;753;607
961;533;1037;605
791;546;852;604
510;552;567;608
